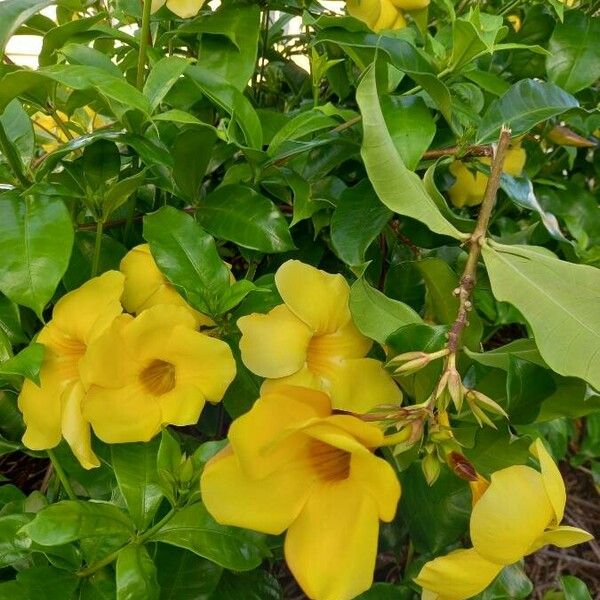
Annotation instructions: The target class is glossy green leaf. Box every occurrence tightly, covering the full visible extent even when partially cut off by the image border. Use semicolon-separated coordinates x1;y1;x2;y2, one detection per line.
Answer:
400;463;471;554
561;576;593;600
349;278;421;345
15;566;79;600
116;544;160;600
482;241;600;391
0;514;32;566
330;180;391;266
144;56;190;111
476;79;578;143
356;63;463;240
268;111;337;158
0;191;74;317
23;500;134;546
547;11;600;94
60;43;122;77
150;503;268;571
0;99;34;170
477;563;533;600
143;206;231;317
355;583;412;599
78;570;117;600
208;570;282;600
198;185;294;253
0;0;53;59
0;343;44;385
111;439;163;530
465;339;545;371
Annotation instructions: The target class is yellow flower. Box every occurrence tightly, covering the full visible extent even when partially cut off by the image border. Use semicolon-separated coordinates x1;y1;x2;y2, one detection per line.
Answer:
120;244;213;328
201;385;401;600
237;260;401;413
81;304;235;443
18;272;125;469
346;0;406;31
148;0;205;18
448;146;526;208
415;439;592;600
507;14;521;32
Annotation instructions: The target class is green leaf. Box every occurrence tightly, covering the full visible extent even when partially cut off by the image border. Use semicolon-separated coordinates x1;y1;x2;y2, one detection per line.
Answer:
172;127;217;201
561;576;593;600
476;79;578;143
476;563;533;599
15;566;79;600
82;139;121;191
116;544;160;600
330;180;391;267
60;43;123;77
143;206;231;317
0;99;34;169
22;500;134;546
0;0;53;59
144;56;190;112
198;185;294;253
185;66;262;149
155;545;222;600
355;583;412;599
208;570;282;600
349;278;421;345
356;63;463;240
547;12;600;94
0;191;74;317
156;429;182;507
150;503;268;571
416;257;483;350
191;5;260;92
506;356;556;424
111;439;163;531
268;111;337;158
400;463;471;554
102;170;147;218
0;514;32;567
465;339;545;371
482;241;600;391
78;570;117;600
381;95;435;171
0;343;44;385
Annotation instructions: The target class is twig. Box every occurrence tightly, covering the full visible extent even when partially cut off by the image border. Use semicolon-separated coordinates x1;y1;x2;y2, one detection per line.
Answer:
542;550;600;571
446;125;512;354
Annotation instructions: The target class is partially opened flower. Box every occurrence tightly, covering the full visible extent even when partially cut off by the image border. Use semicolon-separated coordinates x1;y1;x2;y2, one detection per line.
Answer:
18;271;125;469
201;385;401;600
415;439;592;599
346;0;429;32
237;260;401;413
148;0;205;18
81;304;235;443
120;244;213;328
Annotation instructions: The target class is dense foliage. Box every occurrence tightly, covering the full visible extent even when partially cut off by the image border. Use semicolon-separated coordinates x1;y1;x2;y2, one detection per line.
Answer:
0;0;599;598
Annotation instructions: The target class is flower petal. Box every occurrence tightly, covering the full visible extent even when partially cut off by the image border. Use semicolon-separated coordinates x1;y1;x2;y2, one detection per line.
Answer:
201;446;316;535
157;383;206;427
275;260;351;334
531;438;566;524
414;548;503;600
346;0;381;29
285;479;380;600
238;305;312;378
326;358;402;413
165;0;205;18
52;271;124;344
308;321;372;365
529;525;593;554
350;452;400;522
304;414;384;450
83;382;162;443
261;366;322;394
228;386;331;479
18;363;63;450
165;325;235;403
60;380;99;469
470;465;554;565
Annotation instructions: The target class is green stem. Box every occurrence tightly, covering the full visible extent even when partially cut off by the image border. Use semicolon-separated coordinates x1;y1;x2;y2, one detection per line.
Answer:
91;220;104;277
136;0;153;91
245;261;258;281
47;449;77;501
77;508;176;578
0;121;31;187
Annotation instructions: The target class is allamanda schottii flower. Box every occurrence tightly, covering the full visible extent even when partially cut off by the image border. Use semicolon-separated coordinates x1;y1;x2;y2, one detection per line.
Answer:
18;271;125;469
201;385;401;600
346;0;430;32
81;304;235;443
237;260;401;414
415;439;593;599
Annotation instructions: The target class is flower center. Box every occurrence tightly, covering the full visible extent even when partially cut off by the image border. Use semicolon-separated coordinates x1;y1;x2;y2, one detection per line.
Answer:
306;336;339;377
140;359;176;396
307;440;351;482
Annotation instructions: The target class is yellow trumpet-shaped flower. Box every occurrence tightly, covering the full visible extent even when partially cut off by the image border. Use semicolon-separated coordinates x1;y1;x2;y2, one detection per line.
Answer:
148;0;205;18
81;304;235;443
237;260;401;413
448;146;527;208
201;385;401;600
120;244;213;328
18;271;125;469
415;439;593;599
346;0;404;32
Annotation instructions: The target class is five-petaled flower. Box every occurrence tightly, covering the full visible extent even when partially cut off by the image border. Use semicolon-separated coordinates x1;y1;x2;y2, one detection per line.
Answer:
148;0;205;18
18;271;125;469
237;260;401;414
201;385;401;600
414;439;593;599
81;304;235;443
